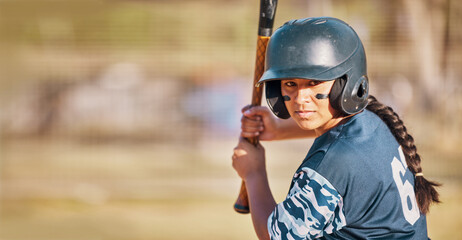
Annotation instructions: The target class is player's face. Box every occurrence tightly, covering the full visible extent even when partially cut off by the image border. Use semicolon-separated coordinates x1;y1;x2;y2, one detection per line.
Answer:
281;79;343;136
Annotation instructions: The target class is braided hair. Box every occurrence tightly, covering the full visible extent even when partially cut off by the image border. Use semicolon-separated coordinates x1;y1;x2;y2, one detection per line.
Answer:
366;95;441;214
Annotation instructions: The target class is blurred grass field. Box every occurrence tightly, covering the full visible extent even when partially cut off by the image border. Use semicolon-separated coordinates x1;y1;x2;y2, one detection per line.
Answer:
1;136;461;240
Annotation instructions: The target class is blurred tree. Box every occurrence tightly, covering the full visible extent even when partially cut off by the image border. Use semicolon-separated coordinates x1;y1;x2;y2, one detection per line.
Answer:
402;0;451;111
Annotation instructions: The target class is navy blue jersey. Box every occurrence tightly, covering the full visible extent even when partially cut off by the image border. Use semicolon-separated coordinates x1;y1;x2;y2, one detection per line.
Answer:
268;110;428;239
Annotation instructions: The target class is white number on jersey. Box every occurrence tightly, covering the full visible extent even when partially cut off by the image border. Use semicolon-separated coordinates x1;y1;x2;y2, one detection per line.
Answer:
391;146;420;225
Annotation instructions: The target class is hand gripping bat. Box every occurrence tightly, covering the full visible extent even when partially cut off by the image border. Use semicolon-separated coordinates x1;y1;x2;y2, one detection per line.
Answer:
234;0;278;214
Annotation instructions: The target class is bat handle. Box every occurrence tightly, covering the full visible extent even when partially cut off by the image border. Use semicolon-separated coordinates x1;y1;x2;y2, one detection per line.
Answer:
233;36;269;214
234;181;250;213
233;136;259;214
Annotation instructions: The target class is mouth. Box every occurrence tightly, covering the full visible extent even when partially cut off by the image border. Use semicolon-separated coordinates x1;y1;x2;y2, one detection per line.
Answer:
294;110;315;118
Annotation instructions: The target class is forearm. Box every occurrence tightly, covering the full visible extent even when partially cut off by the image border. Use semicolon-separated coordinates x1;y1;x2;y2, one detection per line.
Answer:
246;172;277;240
275;118;316;140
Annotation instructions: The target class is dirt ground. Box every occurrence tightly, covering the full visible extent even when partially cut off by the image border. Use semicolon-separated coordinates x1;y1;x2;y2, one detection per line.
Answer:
0;138;460;239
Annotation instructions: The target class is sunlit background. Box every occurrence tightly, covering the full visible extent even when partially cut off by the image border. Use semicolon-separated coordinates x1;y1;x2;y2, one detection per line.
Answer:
0;0;461;239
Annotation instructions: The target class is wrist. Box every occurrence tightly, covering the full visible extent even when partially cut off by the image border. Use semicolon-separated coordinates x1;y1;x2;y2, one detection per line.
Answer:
244;169;268;184
275;118;296;140
271;118;285;141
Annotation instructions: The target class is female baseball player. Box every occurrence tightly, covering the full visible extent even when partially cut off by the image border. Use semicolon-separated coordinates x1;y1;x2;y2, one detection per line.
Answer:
232;17;440;240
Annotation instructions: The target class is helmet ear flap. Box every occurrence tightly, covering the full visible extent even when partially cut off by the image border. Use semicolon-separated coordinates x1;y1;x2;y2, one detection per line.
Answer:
329;75;369;115
329;76;347;113
352;76;369;102
265;81;291;119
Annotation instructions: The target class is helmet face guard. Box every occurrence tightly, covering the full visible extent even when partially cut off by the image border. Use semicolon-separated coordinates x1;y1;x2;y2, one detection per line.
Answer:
259;17;369;118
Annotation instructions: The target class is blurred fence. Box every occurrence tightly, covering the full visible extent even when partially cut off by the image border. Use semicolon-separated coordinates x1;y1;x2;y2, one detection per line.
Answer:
0;0;461;239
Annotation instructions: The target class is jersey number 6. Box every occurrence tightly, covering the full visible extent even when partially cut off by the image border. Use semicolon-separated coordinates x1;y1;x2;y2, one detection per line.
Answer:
391;146;420;225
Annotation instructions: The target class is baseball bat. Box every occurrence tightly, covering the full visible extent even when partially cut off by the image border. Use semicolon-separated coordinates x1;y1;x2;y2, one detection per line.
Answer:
234;0;278;214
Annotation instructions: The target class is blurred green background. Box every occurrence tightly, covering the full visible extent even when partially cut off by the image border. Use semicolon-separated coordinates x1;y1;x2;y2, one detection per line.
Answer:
0;0;461;239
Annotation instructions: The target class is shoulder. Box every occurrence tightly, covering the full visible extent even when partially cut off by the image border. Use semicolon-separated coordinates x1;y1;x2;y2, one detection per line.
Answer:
310;110;400;194
329;109;399;163
303;110;391;162
338;109;387;139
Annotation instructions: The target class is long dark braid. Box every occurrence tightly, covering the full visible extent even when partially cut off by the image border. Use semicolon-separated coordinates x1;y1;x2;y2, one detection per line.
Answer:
366;95;440;214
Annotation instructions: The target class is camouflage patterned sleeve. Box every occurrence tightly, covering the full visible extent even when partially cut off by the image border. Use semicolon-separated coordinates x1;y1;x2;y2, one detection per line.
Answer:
267;167;347;240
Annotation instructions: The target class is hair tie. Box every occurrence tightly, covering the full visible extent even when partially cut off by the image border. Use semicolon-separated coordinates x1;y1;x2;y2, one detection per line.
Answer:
415;172;424;177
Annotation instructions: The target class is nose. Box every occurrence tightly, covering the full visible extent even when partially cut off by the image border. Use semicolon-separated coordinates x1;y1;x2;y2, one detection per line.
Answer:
293;87;315;104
